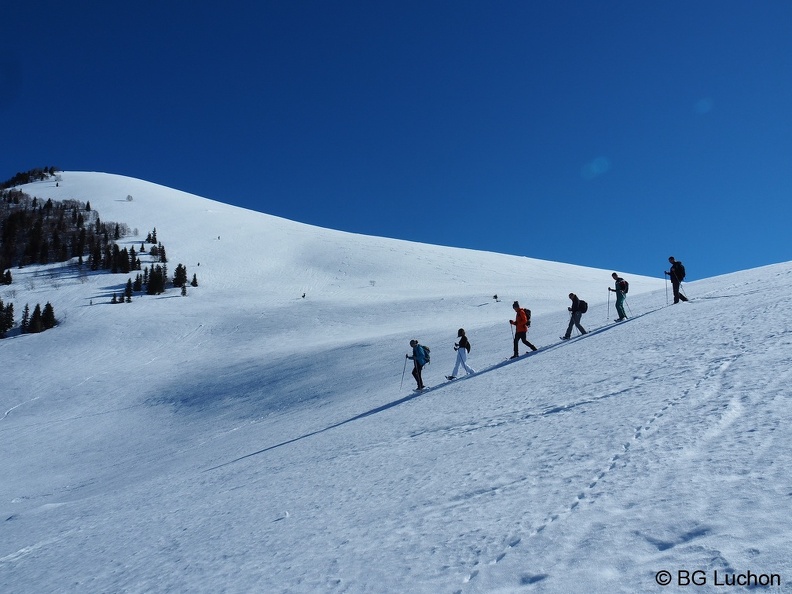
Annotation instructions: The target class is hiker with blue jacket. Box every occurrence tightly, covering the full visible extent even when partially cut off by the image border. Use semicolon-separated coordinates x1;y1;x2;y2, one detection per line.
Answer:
406;339;428;391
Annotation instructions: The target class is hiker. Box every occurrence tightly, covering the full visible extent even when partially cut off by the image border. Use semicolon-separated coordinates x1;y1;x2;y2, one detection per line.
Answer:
562;293;587;339
608;272;628;321
447;328;475;380
406;339;428;390
510;301;537;358
664;256;688;303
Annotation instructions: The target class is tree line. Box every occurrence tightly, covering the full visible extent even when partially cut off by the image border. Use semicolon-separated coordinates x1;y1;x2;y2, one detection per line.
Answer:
0;300;56;337
1;169;199;338
0;167;59;190
1;189;133;273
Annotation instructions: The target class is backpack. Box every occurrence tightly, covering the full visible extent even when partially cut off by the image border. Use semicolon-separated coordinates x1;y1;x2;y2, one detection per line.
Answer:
422;345;431;364
675;262;686;281
522;308;531;327
578;300;588;313
619;278;629;294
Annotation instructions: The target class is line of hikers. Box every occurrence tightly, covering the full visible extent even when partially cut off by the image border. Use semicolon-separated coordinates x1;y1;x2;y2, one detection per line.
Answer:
405;256;688;391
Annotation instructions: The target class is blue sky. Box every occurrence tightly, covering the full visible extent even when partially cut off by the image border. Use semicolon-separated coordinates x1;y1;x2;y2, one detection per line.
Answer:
2;1;791;279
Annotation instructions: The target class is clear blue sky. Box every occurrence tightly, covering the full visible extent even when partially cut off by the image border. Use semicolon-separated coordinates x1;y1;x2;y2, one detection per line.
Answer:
3;1;791;279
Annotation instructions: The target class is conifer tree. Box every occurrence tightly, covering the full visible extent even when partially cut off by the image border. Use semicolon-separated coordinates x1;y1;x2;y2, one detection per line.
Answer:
28;304;43;333
0;300;12;337
173;264;187;288
21;304;30;333
191;274;198;287
42;302;56;329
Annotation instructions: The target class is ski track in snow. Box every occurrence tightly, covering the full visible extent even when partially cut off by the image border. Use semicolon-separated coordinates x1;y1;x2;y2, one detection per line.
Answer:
456;348;747;590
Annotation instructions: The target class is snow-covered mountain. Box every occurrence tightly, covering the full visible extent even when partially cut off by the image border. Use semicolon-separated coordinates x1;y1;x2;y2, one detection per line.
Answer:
2;172;790;593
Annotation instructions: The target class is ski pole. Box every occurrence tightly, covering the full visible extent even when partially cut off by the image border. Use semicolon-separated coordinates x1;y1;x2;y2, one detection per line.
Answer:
607;289;610;322
625;296;632;316
400;355;408;390
664;273;668;305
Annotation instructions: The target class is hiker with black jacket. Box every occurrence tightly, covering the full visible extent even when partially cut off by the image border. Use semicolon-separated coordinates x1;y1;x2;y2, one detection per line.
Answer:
562;293;587;339
665;256;688;304
608;272;628;321
446;328;475;380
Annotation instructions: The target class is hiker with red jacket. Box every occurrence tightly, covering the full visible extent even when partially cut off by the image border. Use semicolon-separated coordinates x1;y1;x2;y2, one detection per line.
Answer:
510;301;537;358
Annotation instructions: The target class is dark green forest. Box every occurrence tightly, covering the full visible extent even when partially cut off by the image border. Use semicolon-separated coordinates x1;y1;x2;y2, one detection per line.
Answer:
0;169;197;337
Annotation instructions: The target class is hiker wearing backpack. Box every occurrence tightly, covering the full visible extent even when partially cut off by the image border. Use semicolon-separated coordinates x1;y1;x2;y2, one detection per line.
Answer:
664;256;688;304
608;272;629;321
406;339;428;391
447;328;475;380
510;301;537;358
562;293;588;339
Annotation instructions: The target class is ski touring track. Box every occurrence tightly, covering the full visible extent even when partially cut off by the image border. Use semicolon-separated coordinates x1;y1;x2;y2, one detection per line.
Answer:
453;347;745;592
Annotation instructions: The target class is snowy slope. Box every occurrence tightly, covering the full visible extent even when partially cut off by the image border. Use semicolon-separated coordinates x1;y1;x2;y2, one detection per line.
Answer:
1;173;790;593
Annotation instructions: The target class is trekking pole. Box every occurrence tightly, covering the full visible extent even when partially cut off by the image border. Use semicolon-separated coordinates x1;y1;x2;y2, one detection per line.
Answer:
625;296;633;316
607;290;611;322
664;274;668;305
400;355;408;390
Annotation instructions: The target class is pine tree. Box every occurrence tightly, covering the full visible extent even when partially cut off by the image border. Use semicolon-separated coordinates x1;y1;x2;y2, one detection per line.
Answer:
0;300;11;337
2;302;13;337
21;304;30;333
191;274;198;287
173;264;187;288
6;302;14;333
28;304;43;333
42;302;56;329
146;265;166;295
125;279;133;302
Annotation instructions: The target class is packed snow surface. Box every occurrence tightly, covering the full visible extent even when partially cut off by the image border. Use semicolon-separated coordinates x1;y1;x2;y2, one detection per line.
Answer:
2;172;790;593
